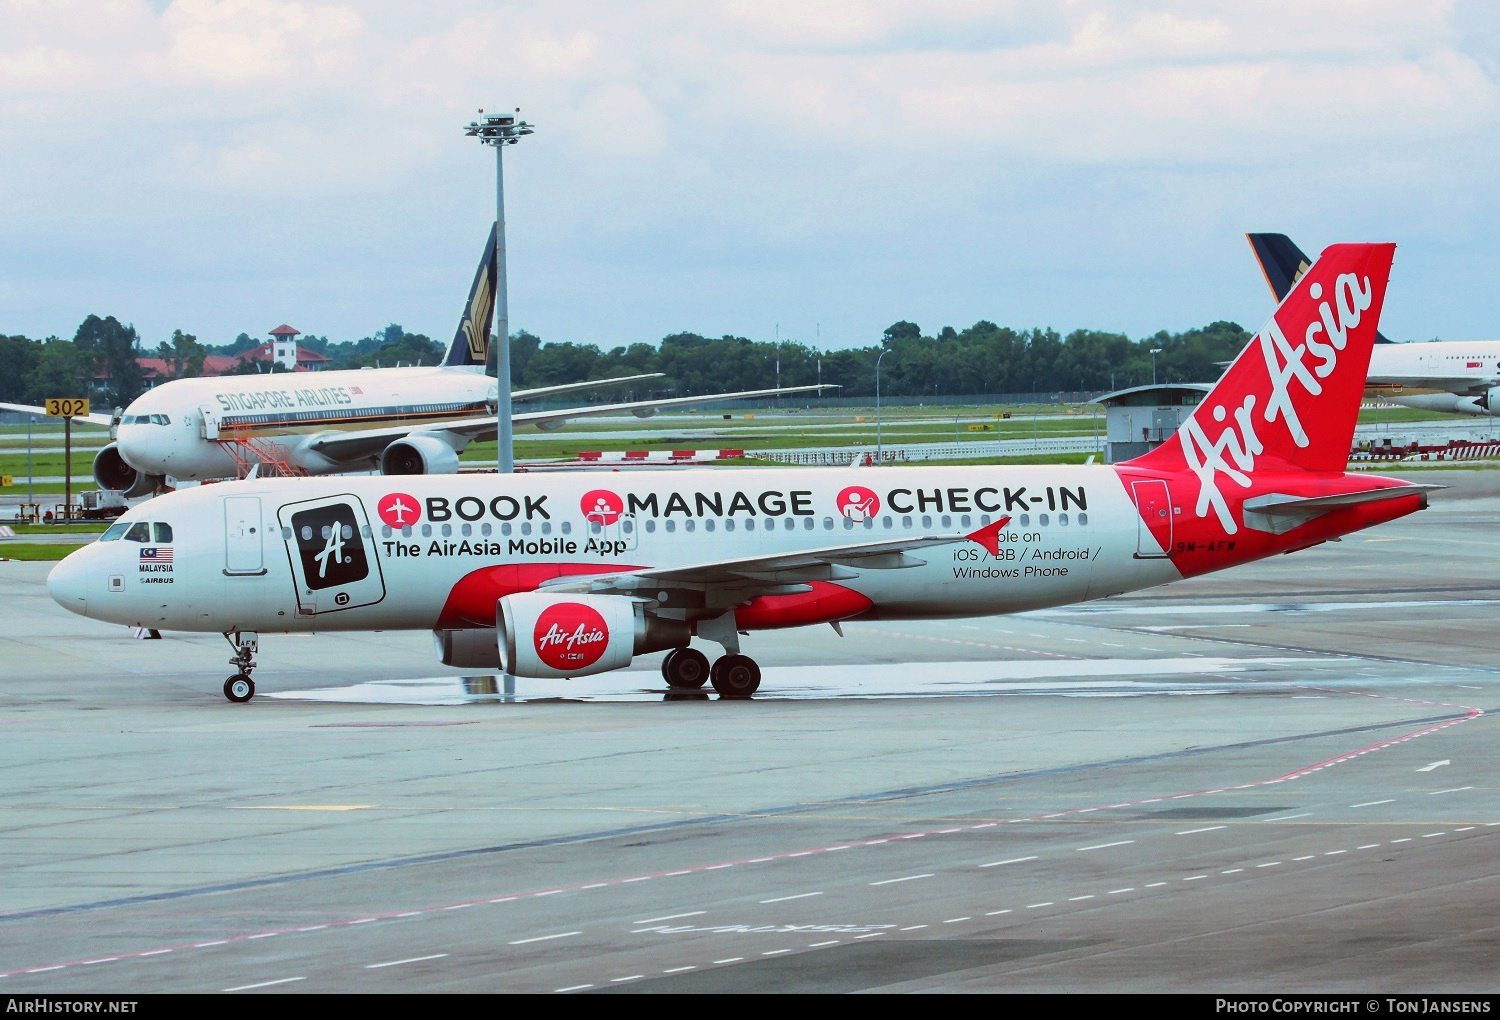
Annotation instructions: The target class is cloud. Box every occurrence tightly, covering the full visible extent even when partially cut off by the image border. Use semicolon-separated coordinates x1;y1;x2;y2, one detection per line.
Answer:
1;1;1498;348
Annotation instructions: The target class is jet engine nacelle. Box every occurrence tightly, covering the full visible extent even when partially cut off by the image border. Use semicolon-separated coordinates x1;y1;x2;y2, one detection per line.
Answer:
1454;389;1500;417
496;593;690;679
92;443;163;499
379;435;461;475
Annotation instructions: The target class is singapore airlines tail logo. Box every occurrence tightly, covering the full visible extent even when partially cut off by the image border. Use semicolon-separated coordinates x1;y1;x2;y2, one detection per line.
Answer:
463;270;494;363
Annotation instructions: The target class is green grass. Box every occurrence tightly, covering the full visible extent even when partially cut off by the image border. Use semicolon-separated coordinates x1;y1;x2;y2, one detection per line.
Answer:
0;452;94;475
0;542;88;561
8;521;108;534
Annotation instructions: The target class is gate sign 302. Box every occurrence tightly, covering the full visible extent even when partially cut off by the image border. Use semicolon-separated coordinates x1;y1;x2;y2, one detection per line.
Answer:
45;398;90;418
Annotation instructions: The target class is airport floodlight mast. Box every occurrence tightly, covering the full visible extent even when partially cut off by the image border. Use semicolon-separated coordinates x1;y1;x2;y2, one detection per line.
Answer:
464;107;534;473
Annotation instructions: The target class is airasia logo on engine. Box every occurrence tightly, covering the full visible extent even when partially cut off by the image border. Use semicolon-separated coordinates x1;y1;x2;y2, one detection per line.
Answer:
534;602;610;671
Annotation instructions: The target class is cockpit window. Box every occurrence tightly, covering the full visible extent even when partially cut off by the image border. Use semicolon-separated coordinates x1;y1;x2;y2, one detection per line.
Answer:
123;522;151;542
121;414;170;426
153;522;173;543
100;521;130;542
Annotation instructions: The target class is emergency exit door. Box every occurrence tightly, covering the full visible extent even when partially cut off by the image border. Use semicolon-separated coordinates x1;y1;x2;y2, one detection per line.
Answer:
224;495;265;575
1131;479;1173;558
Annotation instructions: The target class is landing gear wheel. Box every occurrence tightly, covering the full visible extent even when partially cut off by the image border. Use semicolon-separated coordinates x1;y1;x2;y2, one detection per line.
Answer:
224;674;255;703
710;654;761;697
662;647;711;689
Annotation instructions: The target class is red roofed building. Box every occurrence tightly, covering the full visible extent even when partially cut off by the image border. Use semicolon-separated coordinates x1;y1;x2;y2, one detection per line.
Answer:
133;325;331;389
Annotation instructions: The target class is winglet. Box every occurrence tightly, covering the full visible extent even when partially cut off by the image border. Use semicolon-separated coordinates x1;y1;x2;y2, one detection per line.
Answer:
967;516;1012;556
443;222;500;368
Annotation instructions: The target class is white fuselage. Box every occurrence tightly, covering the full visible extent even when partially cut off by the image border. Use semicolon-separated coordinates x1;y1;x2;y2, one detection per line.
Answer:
48;466;1177;635
114;366;494;481
1366;341;1500;414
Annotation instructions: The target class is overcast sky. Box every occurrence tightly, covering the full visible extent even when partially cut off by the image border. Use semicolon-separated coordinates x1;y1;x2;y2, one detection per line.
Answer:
4;0;1498;355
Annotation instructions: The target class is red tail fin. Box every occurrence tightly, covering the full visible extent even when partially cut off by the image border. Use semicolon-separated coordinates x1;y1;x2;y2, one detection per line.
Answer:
1129;242;1395;481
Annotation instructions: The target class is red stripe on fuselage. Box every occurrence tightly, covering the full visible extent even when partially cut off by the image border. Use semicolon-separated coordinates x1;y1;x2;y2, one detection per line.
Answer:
730;582;874;631
436;563;642;629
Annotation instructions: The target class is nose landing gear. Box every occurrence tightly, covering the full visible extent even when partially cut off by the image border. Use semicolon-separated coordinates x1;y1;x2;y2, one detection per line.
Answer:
223;631;259;703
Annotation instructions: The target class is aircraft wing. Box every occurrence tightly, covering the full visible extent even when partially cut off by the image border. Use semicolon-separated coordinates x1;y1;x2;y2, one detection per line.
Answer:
301;384;837;462
538;520;1008;599
512;373;664;402
0;402;115;427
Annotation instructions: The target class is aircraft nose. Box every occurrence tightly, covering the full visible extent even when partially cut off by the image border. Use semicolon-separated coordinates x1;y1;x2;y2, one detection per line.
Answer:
47;552;89;617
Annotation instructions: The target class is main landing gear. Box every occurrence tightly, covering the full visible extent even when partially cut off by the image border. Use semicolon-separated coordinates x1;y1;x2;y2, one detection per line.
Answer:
223;631;258;703
661;646;762;697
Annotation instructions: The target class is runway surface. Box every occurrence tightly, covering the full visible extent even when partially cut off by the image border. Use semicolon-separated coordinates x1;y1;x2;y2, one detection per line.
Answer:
1;468;1498;993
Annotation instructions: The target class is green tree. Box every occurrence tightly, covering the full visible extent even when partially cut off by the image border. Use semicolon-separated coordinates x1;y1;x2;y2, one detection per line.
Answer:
155;329;208;381
24;337;85;403
0;335;40;402
73;314;144;407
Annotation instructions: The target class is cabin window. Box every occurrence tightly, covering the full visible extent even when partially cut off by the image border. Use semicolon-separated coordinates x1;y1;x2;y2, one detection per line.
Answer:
501;523;512;536
684;520;695;533
1018;514;1029;528
823;517;834;530
441;524;452;538
1058;513;1068;527
843;517;854;530
744;519;754;531
921;515;932;529
960;515;971;529
941;515;951;529
1039;514;1049;527
803;518;814;530
902;515;912;529
283;527;294;540
665;520;676;533
705;519;716;533
589;520;602;535
882;515;893;529
420;524;432;538
645;519;656;533
1078;512;1089;526
521;522;532;536
724;519;735;532
560;522;571;535
541;522;552;535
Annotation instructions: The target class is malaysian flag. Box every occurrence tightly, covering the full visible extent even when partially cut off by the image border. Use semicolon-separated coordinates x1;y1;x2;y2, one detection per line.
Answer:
140;547;173;564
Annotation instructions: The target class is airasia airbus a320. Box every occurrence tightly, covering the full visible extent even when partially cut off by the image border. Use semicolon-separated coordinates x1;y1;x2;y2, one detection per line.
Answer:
47;243;1433;702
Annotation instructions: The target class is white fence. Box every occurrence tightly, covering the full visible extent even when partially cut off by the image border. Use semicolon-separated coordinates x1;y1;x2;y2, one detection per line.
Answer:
750;437;1098;465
